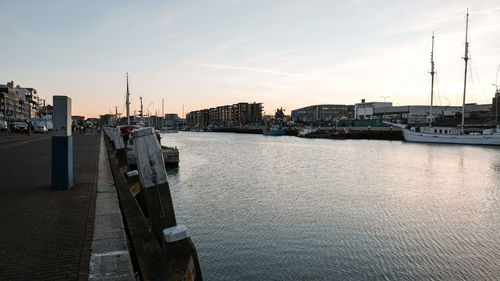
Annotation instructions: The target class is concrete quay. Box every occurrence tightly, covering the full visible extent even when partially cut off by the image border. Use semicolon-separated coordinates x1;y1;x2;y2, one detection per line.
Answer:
103;132;203;281
0;128;202;280
0;130;52;148
89;135;135;280
0;134;100;280
0;133;135;280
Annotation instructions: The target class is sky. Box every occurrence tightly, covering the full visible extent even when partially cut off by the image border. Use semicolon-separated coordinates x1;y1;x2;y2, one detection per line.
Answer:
1;0;499;118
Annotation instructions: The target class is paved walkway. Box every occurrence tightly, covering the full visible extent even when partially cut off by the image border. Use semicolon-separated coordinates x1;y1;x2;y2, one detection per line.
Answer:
0;134;100;280
0;131;52;148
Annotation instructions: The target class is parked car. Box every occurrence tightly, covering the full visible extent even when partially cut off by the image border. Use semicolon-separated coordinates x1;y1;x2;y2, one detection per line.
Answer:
12;122;28;132
0;120;7;131
34;125;48;133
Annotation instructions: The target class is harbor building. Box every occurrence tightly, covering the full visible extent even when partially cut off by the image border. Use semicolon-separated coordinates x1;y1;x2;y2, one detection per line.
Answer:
492;89;500;123
186;109;209;129
0;81;33;121
163;113;179;130
15;85;39;119
374;105;461;124
291;104;353;122
187;102;262;129
146;115;163;129
373;104;492;124
178;118;187;130
100;114;118;126
354;100;392;120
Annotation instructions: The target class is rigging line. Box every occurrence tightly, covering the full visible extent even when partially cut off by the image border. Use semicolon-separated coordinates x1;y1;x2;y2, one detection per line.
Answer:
395;37;432;102
434;73;442;106
473;43;500;50
467;61;476;104
468;61;485;104
469;60;489;103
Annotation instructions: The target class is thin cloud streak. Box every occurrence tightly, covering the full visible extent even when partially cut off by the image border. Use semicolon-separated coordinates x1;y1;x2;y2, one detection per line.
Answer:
156;9;264;41
194;63;326;80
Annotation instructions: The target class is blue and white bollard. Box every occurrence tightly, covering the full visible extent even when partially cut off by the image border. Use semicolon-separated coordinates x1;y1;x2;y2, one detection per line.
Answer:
52;96;73;190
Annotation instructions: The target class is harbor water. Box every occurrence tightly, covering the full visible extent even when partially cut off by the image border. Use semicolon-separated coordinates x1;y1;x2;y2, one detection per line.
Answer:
161;132;500;281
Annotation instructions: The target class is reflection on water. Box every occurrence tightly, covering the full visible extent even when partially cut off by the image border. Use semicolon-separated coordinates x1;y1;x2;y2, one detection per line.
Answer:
166;166;179;177
162;132;500;281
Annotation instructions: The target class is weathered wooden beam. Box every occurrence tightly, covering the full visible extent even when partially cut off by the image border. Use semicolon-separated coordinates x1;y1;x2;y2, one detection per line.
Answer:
104;136;173;281
104;127;112;138
109;128;127;168
105;130;203;281
112;128;125;150
133;127;177;241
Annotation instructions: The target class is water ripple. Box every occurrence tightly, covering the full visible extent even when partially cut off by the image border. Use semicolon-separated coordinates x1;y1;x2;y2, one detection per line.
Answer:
163;132;500;281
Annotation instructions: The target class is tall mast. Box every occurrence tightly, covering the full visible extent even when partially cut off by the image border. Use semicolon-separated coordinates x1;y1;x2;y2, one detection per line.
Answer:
162;98;164;119
126;72;130;125
494;64;500;126
461;10;470;131
139;96;143;118
429;32;435;127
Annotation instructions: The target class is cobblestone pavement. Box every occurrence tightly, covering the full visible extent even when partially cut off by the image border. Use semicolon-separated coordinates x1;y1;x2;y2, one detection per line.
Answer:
0;134;100;280
0;131;52;148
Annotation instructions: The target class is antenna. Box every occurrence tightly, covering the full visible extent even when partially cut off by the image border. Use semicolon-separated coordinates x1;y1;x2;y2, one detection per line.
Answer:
493;64;500;93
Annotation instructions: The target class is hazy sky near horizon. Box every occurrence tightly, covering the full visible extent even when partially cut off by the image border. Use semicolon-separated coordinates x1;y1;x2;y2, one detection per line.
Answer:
1;0;499;117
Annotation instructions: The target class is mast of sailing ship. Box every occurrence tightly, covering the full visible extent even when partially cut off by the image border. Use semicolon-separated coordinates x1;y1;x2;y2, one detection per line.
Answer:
429;32;435;127
494;64;500;127
126;72;131;125
461;10;470;133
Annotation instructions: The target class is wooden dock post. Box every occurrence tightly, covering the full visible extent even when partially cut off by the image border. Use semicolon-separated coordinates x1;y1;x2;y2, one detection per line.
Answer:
111;128;128;168
132;127;177;242
106;128;202;281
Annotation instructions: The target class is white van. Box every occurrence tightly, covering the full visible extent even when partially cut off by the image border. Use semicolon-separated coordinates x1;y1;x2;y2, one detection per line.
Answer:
0;120;7;130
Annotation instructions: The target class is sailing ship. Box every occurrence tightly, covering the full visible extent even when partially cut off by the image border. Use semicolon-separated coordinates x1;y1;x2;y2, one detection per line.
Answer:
121;73;180;166
401;11;500;145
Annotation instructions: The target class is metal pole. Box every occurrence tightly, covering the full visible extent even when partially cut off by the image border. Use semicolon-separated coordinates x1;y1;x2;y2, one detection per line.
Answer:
429;32;435;127
461;10;469;132
494;64;500;126
126;73;130;125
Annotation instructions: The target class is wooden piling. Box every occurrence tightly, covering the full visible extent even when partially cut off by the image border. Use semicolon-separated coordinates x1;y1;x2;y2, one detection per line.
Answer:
133;128;177;241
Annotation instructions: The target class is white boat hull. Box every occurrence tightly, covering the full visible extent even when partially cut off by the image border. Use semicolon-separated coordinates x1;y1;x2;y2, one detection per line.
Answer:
402;128;500;145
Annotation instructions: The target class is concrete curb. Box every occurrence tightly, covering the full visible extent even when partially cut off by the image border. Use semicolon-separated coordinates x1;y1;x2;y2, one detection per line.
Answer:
89;134;136;281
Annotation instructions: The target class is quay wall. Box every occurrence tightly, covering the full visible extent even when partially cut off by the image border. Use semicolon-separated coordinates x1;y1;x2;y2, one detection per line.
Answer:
209;126;401;140
103;135;202;281
211;127;262;134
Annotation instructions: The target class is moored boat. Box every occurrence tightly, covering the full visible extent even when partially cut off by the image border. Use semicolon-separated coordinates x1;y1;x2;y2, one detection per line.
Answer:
298;127;316;137
262;124;286;136
400;11;500;145
161;146;179;166
402;126;500;145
